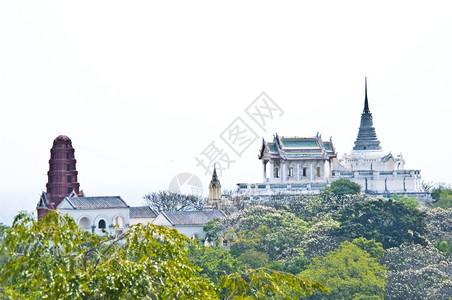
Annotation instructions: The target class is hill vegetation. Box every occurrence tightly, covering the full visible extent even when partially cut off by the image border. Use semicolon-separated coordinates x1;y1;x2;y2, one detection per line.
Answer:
1;181;452;299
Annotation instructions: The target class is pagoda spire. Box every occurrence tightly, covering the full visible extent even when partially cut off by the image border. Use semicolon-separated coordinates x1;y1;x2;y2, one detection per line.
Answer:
364;77;370;113
208;165;221;209
352;78;382;151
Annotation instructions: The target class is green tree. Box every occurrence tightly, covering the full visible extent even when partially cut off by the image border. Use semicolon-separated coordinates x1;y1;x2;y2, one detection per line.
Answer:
0;212;216;299
220;268;327;299
300;240;386;299
208;206;309;261
351;237;385;260
435;240;452;255
326;178;361;197
431;183;452;201
237;249;270;269
1;212;326;299
382;244;452;299
187;242;240;284
433;189;452;209
391;194;420;209
335;199;427;249
425;208;452;244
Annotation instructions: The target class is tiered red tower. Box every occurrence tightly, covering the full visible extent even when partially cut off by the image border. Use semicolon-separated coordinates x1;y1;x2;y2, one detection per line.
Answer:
37;135;83;219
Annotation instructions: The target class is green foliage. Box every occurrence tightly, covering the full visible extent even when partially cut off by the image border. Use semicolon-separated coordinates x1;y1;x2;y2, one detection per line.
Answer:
431;183;452;201
220;268;327;299
335;199;427;249
326;178;361;197
391;194;420;208
237;249;270;269
214;206;309;261
351;237;385;260
382;244;452;299
0;212;217;299
433;189;452;209
425;208;452;244
435;241;452;255
300;241;387;299
187;243;240;284
300;218;345;259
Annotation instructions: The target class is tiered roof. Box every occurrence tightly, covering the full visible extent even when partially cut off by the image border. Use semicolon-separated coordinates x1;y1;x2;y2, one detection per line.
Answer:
353;77;382;151
259;133;336;160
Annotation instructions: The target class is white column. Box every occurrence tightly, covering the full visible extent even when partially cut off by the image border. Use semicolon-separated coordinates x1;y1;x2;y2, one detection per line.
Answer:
310;163;314;181
262;161;267;182
280;161;285;182
324;160;329;181
296;162;300;181
270;161;274;179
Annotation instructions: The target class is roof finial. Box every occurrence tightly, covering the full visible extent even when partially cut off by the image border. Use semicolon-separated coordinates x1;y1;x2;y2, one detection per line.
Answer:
364;76;370;113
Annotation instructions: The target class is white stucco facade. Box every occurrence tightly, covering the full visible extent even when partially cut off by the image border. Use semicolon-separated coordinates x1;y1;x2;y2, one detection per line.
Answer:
57;196;130;236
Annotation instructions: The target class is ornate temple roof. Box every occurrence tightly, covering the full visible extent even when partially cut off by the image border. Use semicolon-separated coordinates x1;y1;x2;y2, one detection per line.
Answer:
259;133;336;160
353;78;382;151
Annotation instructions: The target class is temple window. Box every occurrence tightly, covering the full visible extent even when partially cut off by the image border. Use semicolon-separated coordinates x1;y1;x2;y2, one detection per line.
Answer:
316;167;321;177
289;167;294;177
67;187;72;194
98;219;106;229
67;164;70;171
67;175;72;183
303;167;307;177
66;153;70;159
274;168;279;178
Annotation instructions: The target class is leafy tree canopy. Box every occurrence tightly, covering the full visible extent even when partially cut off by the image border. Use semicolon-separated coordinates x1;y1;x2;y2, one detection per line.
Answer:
187;242;240;284
214;206;309;261
0;212;216;299
391;194;420;209
220;268;327;300
325;178;361;197
431;183;452;201
382;244;452;300
433;188;452;209
334;199;427;249
425;208;452;244
300;240;387;300
0;212;326;299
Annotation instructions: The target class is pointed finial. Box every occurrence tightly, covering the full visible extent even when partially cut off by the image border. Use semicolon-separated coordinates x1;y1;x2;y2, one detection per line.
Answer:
213;164;217;177
364;77;370;113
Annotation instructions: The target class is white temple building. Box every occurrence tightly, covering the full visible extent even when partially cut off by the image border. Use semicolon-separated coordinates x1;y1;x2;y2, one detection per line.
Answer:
236;78;429;200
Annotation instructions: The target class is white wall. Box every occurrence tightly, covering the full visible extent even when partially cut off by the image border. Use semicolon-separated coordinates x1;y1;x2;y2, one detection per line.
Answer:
58;207;130;236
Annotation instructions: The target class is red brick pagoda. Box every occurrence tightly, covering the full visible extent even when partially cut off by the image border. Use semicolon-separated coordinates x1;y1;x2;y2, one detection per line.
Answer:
37;135;83;219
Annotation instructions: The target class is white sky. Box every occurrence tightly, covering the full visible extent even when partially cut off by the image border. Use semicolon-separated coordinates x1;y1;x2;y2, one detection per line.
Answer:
1;1;451;225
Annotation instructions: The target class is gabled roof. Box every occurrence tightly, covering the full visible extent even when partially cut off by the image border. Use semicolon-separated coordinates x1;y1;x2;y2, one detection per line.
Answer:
259;133;336;160
381;153;395;163
37;191;51;209
160;210;226;226
130;206;158;219
61;196;129;210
